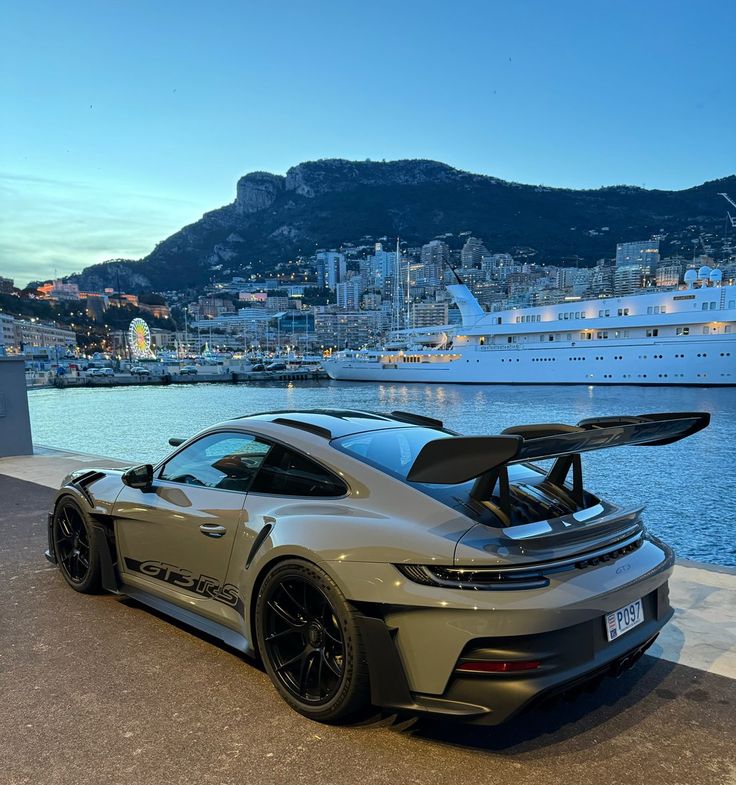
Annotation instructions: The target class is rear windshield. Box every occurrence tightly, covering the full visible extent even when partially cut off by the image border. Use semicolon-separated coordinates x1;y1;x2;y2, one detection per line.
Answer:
333;426;454;480
332;426;543;523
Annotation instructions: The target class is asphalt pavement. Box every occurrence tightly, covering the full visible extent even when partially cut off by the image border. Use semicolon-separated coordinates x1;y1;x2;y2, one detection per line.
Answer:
1;473;734;785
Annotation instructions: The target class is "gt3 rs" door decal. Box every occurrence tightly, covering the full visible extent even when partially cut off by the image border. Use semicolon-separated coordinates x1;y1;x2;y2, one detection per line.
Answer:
124;558;244;615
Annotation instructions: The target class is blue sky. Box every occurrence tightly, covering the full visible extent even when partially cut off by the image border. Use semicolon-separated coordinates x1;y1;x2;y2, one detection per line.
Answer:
1;0;734;286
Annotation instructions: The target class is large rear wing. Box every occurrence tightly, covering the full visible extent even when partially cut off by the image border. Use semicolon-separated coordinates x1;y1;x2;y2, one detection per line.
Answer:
406;412;709;518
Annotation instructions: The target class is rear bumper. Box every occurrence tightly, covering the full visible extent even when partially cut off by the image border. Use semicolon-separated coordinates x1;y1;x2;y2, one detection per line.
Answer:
427;582;672;724
359;581;672;725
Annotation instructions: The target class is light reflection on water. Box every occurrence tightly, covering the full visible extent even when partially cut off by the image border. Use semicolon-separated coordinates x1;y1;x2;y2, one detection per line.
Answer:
27;381;736;567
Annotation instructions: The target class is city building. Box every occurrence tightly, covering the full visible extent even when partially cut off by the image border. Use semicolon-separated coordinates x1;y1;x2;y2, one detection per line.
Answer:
314;310;385;349
12;319;77;352
411;302;449;328
613;265;646;296
0;276;14;294
461;236;489;267
656;261;684;287
315;251;347;290
615;239;660;270
419;240;449;285
138;302;171;319
481;253;519;280
0;312;15;351
37;279;81;301
336;276;364;310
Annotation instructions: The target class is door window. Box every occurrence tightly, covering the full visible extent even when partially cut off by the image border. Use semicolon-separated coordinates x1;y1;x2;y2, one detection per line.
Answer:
249;444;347;497
160;432;272;492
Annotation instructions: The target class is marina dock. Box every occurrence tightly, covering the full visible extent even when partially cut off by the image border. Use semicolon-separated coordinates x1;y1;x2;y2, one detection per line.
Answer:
36;367;328;389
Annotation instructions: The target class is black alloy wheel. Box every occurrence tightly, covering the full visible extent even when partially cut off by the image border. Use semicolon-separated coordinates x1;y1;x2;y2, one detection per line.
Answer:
256;560;370;722
264;576;345;703
53;498;101;593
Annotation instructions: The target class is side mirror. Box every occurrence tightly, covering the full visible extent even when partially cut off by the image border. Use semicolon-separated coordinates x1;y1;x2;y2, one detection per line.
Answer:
168;437;185;447
122;464;154;490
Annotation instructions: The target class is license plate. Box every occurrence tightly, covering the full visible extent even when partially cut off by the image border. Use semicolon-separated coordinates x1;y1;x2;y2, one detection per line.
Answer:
606;599;643;642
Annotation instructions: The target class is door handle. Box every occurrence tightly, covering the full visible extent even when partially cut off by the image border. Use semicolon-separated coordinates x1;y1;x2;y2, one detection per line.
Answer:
199;524;227;538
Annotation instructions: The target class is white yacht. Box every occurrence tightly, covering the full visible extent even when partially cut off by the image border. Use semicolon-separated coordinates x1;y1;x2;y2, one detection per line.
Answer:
324;273;736;386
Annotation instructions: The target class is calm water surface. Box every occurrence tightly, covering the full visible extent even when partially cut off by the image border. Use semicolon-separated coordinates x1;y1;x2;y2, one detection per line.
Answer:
27;381;736;567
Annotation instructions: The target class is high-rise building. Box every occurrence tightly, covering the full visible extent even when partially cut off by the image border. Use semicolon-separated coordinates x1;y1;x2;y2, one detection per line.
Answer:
0;276;14;294
336;275;364;310
366;243;397;285
615;240;660;271
420;240;450;285
315;251;346;290
613;265;645;295
461;236;489;267
481;253;518;280
411;302;449;328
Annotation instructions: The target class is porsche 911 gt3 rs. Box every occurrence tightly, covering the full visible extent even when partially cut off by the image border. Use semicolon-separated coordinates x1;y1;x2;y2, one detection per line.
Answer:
45;408;709;724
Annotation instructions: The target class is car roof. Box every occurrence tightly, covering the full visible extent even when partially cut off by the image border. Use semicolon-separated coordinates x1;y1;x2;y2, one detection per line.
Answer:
234;409;446;439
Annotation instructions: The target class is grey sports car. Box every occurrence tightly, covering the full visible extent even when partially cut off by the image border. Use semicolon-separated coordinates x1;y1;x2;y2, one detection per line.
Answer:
45;408;709;724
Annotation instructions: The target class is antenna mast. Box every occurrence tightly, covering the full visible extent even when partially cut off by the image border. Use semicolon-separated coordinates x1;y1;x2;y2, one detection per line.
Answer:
404;240;411;330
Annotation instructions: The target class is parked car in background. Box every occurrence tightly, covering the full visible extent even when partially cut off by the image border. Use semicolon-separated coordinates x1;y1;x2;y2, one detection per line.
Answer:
179;365;198;375
87;367;114;377
130;366;151;376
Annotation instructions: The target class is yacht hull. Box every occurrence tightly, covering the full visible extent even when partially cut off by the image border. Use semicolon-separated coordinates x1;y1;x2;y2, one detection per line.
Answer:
324;336;736;385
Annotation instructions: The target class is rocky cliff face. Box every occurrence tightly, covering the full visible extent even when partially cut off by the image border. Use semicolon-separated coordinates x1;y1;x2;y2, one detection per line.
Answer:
70;159;735;293
235;171;285;213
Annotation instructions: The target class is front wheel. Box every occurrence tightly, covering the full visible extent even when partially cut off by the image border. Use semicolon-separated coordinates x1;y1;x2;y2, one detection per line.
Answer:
52;498;102;593
255;559;371;723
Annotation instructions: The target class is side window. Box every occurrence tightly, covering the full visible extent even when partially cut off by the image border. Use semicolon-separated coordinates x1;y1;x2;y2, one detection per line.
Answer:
250;445;347;497
160;432;272;492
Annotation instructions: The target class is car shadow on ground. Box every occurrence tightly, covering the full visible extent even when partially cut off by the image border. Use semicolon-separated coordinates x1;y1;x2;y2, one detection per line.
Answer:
388;654;679;753
122;594;677;754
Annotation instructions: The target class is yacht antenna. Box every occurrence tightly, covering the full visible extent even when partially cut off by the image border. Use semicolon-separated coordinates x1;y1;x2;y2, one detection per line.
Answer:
404;239;411;330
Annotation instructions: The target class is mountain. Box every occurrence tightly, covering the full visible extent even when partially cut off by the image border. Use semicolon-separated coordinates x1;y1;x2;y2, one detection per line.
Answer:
72;159;736;292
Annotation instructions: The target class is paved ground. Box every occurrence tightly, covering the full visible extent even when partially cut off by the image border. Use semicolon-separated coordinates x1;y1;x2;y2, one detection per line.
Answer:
1;473;735;785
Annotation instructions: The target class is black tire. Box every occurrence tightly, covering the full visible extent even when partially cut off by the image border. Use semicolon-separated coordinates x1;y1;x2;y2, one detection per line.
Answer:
52;497;102;594
255;559;371;723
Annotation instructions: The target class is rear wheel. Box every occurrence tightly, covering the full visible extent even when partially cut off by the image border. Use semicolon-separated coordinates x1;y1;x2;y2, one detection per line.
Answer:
52;498;102;593
255;560;370;723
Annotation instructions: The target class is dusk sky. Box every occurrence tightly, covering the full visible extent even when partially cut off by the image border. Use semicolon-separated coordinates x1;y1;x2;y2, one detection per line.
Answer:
1;0;734;287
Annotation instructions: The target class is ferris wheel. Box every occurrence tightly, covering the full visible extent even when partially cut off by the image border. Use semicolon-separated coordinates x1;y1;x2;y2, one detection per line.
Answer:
128;318;154;359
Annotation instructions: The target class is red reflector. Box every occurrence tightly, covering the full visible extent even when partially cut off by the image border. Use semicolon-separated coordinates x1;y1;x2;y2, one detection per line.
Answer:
457;660;541;673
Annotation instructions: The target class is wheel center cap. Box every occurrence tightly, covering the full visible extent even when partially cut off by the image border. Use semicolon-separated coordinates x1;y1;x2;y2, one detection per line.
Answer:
306;621;324;648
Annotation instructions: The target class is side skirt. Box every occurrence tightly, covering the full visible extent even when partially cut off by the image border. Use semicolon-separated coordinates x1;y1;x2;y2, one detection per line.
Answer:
121;584;254;656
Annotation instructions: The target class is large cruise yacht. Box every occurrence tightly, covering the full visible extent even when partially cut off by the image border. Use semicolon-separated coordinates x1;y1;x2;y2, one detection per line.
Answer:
324;273;736;386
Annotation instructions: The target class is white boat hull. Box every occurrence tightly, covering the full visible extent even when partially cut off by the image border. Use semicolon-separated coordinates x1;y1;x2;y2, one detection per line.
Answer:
324;336;736;385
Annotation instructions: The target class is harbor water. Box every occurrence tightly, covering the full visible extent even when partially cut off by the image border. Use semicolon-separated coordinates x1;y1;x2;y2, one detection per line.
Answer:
27;381;736;568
